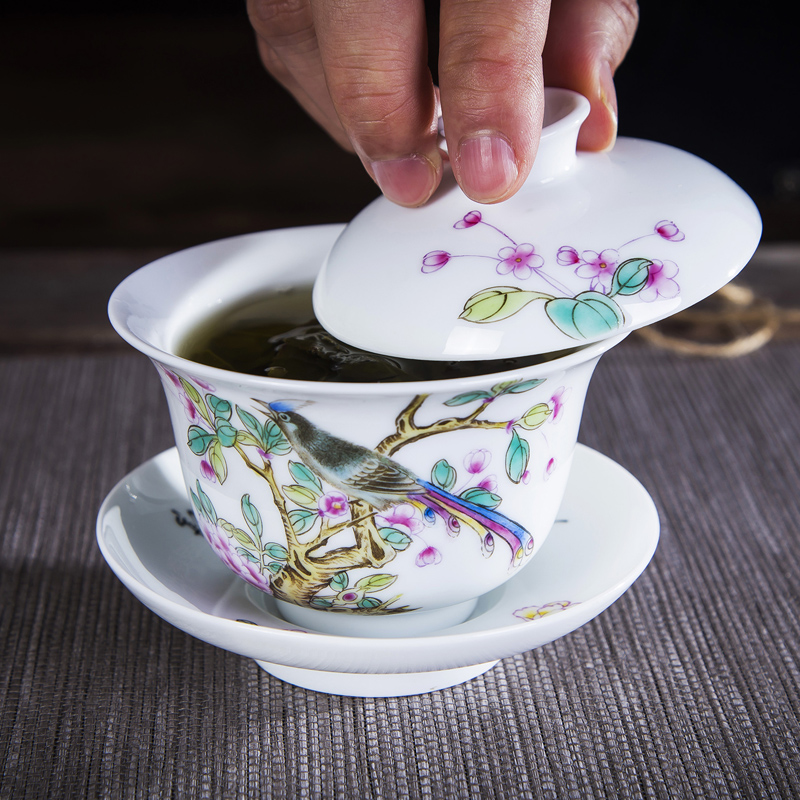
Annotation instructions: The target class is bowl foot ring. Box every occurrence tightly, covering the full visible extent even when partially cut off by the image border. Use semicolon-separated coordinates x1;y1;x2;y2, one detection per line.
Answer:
254;659;500;697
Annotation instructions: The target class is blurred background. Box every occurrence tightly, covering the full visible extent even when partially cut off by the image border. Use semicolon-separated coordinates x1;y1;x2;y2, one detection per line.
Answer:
1;1;797;349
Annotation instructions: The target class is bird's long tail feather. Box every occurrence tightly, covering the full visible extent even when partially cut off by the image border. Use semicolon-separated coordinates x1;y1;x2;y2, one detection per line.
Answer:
411;480;533;566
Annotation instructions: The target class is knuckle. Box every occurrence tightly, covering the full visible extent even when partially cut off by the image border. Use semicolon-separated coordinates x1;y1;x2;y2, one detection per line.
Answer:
593;0;640;59
336;82;424;147
615;0;640;34
440;12;544;92
247;0;314;45
442;48;539;114
257;42;291;81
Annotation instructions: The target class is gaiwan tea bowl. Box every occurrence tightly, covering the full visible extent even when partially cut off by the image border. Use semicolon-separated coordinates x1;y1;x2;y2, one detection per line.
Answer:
109;225;626;637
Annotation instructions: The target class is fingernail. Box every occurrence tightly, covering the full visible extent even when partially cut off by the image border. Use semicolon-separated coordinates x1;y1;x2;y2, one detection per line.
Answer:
598;62;618;150
370;155;438;207
457;134;518;203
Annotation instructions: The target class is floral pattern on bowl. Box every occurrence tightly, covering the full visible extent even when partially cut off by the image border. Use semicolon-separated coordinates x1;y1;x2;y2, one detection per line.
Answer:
159;364;576;617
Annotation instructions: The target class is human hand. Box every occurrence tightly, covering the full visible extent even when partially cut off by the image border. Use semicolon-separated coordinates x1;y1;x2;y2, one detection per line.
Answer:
247;0;638;207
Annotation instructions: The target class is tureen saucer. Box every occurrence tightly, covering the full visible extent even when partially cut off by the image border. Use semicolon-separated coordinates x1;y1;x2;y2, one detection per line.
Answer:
97;444;658;697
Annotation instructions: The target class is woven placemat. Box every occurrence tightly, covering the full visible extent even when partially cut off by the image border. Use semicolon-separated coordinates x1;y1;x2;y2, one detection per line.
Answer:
1;343;799;799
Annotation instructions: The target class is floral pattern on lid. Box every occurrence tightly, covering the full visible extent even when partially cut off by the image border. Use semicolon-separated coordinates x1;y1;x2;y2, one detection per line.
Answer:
422;214;686;340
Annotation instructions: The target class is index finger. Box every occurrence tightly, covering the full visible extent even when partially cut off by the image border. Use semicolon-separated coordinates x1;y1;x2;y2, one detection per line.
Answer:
311;0;443;207
438;0;552;203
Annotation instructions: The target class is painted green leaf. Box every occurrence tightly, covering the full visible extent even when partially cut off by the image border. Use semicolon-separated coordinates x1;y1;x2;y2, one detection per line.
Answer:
236;407;266;446
214;419;238;448
358;597;382;610
264;542;289;561
241;494;263;537
206;394;232;421
288;508;318;535
460;286;552;324
354;573;397;592
431;459;457;491
502;378;546;394
444;390;492;406
266;561;284;575
288;461;323;495
517;402;552;430
187;425;215;455
264;419;292;455
220;520;257;548
460;487;502;509
379;527;413;551
178;377;204;410
195;480;215;521
505;429;530;484
545;292;624;340
283;484;319;508
236;547;260;563
491;380;516;395
610;258;652;296
190;488;202;518
330;572;349;592
208;439;228;484
310;597;334;608
235;430;260;448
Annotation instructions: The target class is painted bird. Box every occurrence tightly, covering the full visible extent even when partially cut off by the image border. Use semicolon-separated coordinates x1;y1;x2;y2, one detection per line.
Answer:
264;401;533;566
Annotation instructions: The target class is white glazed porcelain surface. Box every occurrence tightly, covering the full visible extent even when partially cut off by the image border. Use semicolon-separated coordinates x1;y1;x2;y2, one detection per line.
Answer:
109;225;625;636
314;88;762;360
96;445;659;695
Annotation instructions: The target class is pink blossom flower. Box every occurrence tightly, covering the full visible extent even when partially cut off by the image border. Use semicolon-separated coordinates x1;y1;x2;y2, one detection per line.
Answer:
422;250;451;273
639;259;680;302
549;386;571;423
496;243;543;280
556;245;580;266
237;560;272;593
376;503;423;535
200;459;216;482
193;377;215;392
544;458;557;481
318;491;350;518
162;368;182;388
464;448;491;474
201;521;271;593
574;249;620;294
655;220;685;242
180;392;200;422
416;546;442;567
478;475;498;492
454;210;482;228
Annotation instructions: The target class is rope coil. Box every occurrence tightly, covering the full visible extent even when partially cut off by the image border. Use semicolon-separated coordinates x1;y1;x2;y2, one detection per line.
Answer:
636;282;790;358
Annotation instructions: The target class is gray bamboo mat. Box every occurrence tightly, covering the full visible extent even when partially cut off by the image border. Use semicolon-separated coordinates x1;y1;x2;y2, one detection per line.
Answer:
1;340;799;799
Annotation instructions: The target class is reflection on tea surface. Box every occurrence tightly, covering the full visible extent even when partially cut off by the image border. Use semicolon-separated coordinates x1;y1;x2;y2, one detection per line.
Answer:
178;287;580;383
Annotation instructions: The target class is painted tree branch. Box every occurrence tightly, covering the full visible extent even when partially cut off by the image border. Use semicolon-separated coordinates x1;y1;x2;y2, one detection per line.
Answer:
378;394;506;456
234;443;299;549
270;505;400;607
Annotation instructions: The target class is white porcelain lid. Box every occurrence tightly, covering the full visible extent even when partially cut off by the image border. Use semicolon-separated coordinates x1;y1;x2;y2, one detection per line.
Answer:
313;89;762;360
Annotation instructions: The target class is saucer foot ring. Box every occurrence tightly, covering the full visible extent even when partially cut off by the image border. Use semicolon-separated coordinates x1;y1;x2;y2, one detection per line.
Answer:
255;659;500;697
